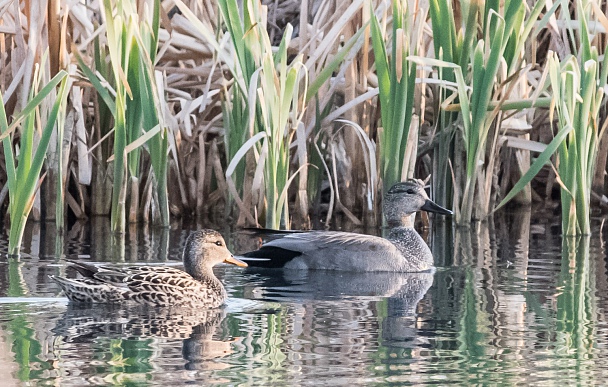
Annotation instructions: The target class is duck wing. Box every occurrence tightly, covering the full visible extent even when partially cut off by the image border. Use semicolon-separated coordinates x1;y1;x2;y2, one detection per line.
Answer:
50;261;207;306
69;260;184;285
241;231;401;271
124;270;225;308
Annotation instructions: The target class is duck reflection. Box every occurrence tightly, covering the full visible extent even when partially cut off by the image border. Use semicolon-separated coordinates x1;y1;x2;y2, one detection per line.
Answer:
244;268;433;302
244;269;434;344
52;303;232;370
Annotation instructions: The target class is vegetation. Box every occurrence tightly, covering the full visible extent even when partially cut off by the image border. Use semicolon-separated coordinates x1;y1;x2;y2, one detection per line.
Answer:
550;0;608;236
215;0;309;229
97;0;167;232
1;0;607;254
423;0;547;223
370;0;419;194
0;66;69;256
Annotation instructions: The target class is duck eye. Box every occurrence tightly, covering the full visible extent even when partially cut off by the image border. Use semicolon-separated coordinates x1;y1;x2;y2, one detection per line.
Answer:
215;241;223;246
406;189;415;194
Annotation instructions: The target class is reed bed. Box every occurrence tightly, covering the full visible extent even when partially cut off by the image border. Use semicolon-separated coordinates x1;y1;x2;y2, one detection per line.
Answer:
0;0;607;253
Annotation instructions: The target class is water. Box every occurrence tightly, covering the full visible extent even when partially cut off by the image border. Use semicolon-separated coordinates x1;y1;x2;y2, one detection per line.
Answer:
1;212;608;385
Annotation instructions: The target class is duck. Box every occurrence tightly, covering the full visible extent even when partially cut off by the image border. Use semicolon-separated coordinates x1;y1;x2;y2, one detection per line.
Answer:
50;229;247;308
240;179;452;272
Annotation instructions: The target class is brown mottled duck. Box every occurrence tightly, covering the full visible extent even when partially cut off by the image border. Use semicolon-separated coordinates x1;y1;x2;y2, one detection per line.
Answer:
50;230;247;308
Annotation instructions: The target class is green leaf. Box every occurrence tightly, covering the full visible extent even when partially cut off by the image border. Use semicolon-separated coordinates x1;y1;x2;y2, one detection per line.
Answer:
494;124;573;212
307;21;368;102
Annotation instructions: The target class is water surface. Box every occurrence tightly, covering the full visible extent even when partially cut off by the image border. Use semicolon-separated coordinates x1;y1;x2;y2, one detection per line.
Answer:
1;212;607;385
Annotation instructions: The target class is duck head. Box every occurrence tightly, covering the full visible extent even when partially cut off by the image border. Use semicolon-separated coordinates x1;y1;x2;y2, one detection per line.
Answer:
383;179;452;226
183;230;247;279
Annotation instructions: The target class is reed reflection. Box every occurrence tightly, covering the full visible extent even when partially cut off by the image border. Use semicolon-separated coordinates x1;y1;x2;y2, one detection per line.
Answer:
556;236;599;384
236;268;434;383
3;216;608;385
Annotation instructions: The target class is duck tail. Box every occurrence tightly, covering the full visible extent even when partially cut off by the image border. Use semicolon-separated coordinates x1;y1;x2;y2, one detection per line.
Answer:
49;275;127;303
241;227;304;235
239;246;301;268
65;260;99;278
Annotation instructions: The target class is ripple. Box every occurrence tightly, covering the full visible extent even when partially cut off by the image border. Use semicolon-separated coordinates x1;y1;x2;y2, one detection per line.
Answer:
0;221;607;385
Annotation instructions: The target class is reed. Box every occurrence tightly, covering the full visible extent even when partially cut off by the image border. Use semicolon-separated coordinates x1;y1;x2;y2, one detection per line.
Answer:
99;0;130;233
370;0;419;194
494;1;607;235
426;0;478;210
207;0;353;227
456;0;523;223
132;0;170;227
174;0;259;221
550;50;606;235
1;0;607;231
0;68;69;256
95;0;167;231
219;0;307;228
91;35;115;216
551;1;608;236
419;0;550;223
218;0;257;210
256;28;307;229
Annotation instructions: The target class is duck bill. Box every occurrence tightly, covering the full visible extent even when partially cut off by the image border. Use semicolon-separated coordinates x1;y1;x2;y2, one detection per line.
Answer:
421;199;453;215
224;255;248;267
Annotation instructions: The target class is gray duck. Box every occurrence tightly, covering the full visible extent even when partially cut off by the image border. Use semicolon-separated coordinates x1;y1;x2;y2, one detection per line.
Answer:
50;229;247;308
240;179;451;272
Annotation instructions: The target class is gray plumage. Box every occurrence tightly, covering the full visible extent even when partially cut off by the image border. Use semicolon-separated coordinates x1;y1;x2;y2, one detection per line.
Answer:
50;229;247;308
242;179;451;272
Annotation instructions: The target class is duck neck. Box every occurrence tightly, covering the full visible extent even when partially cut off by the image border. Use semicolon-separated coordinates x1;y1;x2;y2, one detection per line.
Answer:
386;213;416;228
387;226;434;272
184;252;217;283
192;265;218;283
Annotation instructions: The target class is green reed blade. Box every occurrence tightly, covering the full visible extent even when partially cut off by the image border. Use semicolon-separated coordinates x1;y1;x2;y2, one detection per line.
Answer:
6;73;69;255
306;24;367;103
494;123;574;212
0;72;67;144
371;0;418;193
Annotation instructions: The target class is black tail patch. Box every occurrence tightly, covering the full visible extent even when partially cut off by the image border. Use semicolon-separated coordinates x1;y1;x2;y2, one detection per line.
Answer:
241;246;301;268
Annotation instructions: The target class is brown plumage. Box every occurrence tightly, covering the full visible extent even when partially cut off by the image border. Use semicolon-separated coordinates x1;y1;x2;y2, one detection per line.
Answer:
50;230;247;308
